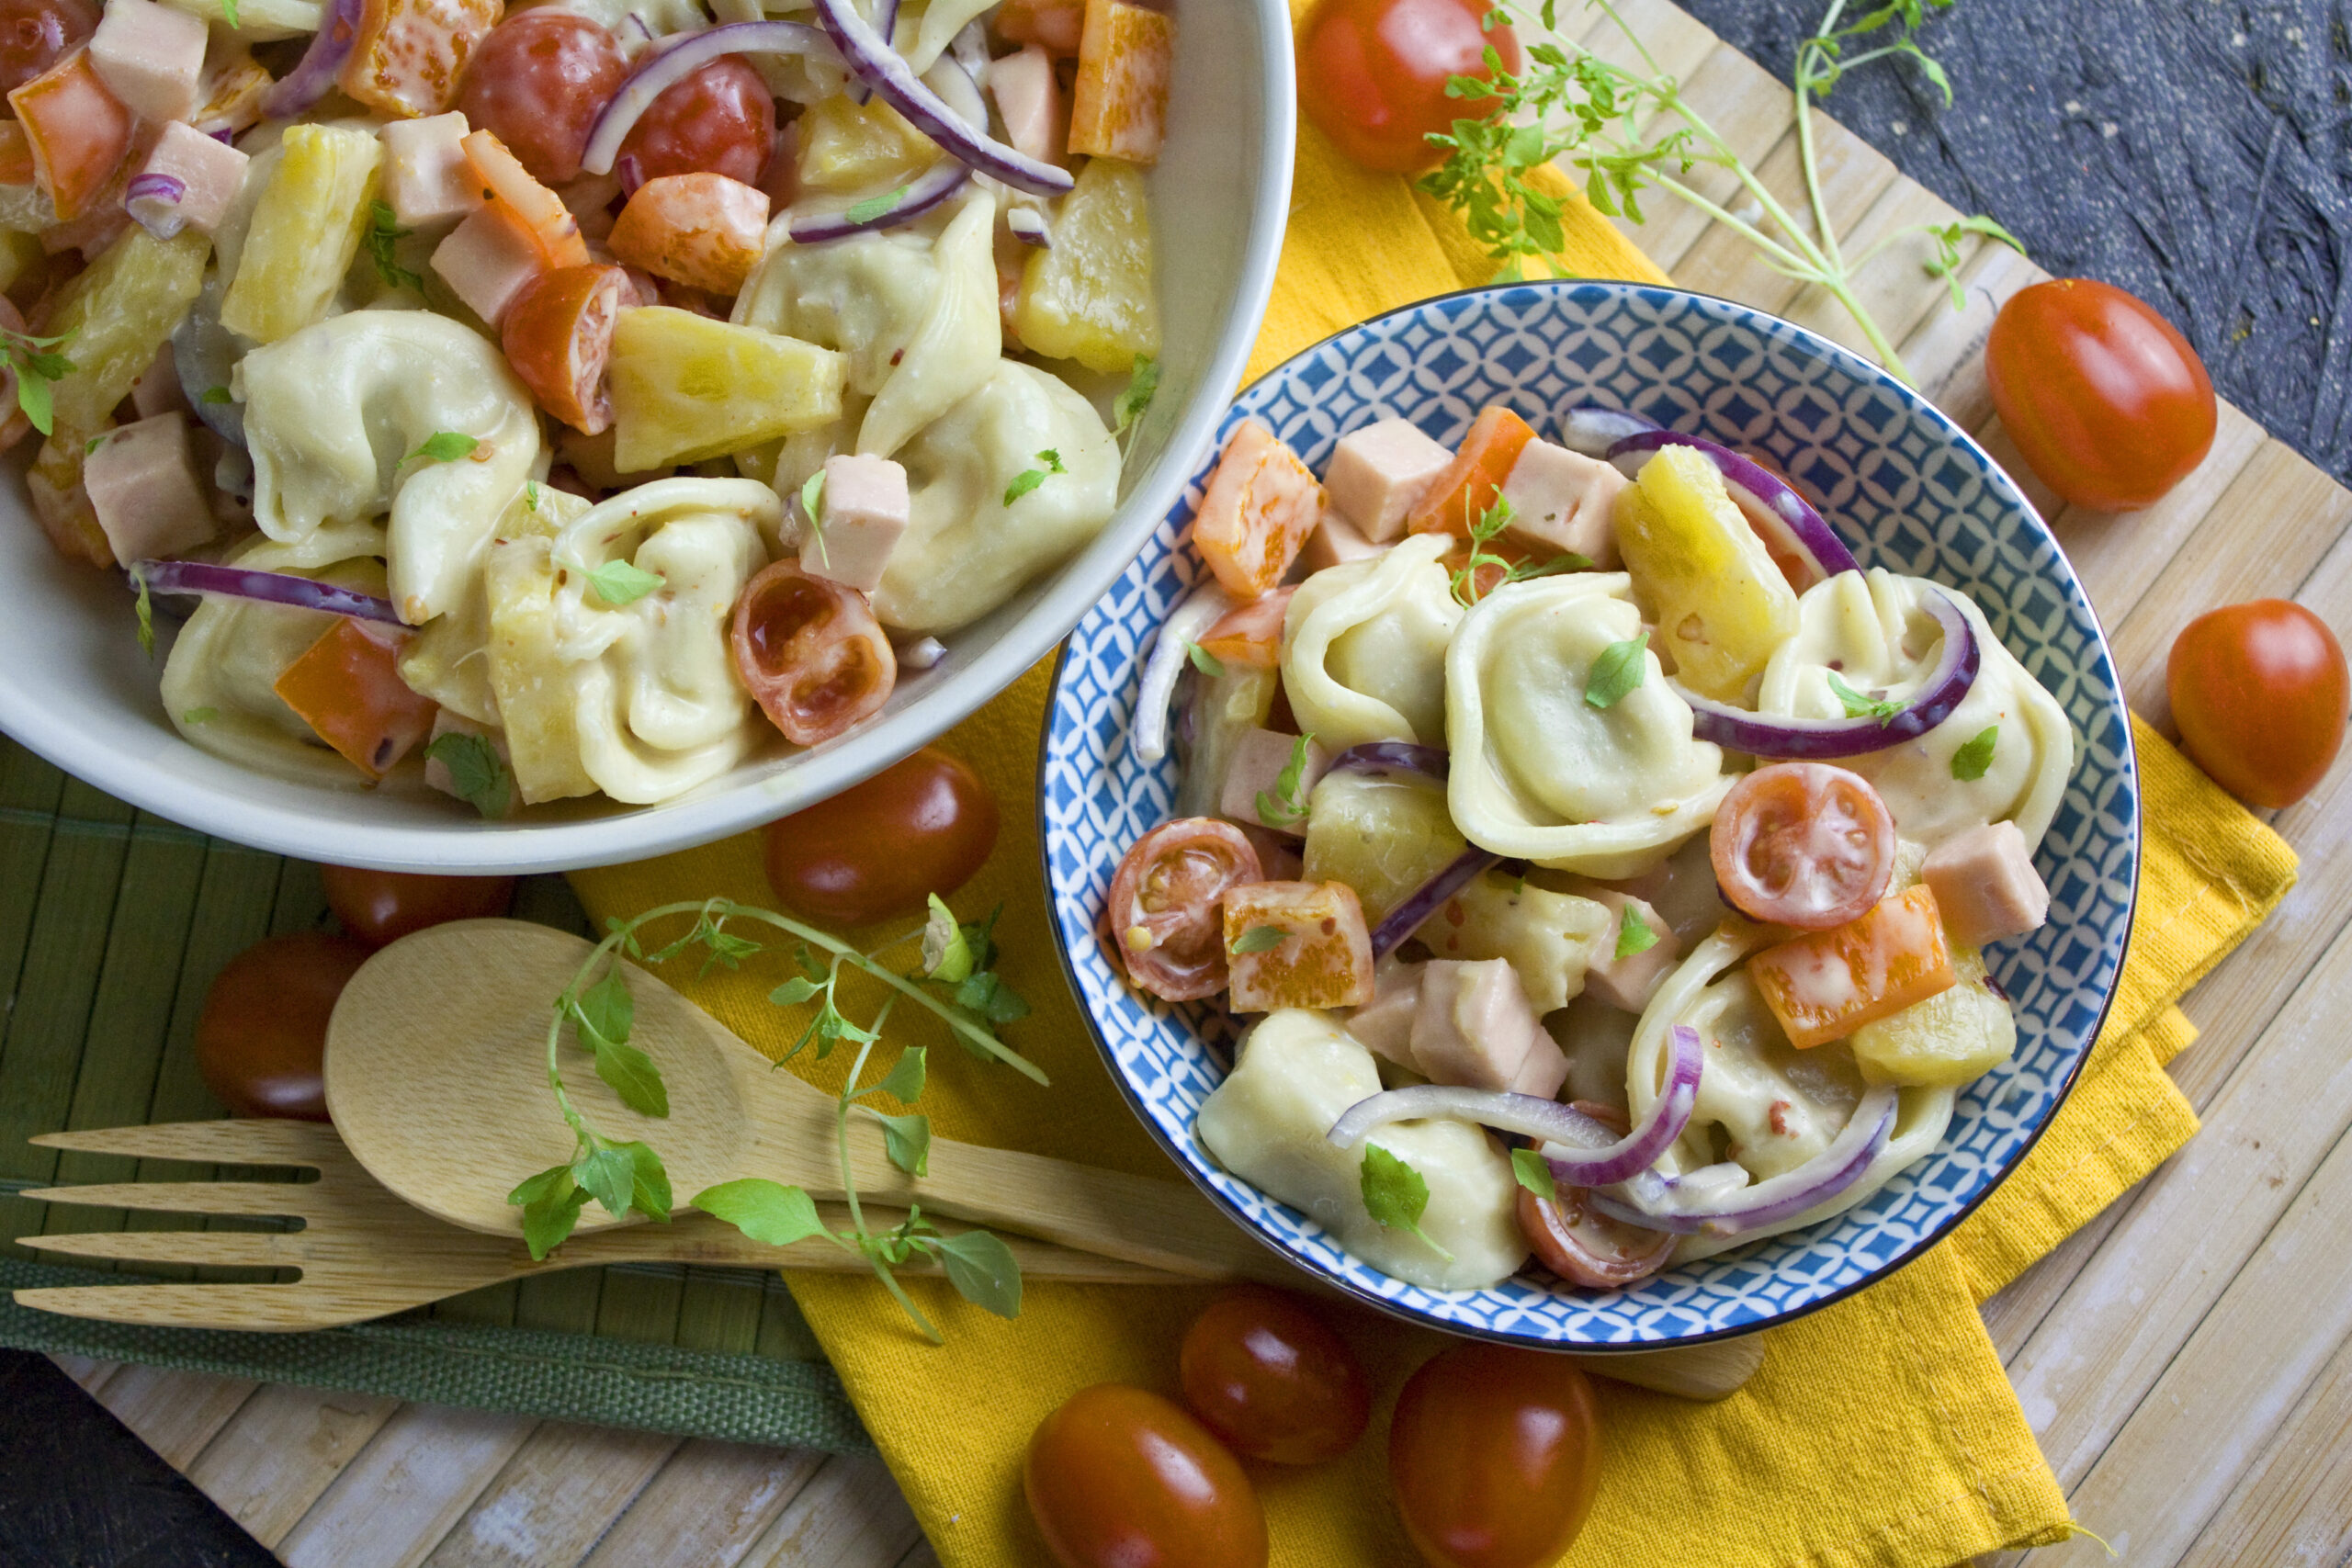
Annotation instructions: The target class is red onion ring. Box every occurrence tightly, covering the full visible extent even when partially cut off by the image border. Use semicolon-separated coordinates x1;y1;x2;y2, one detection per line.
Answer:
124;173;187;239
786;57;983;242
1131;583;1235;765
1007;206;1049;246
1674;586;1979;759
845;0;898;103
1327;740;1449;782
136;559;404;626
1592;1085;1897;1236
581;20;841;177
263;0;364;119
1558;404;1659;457
1605;429;1860;584
1368;845;1501;959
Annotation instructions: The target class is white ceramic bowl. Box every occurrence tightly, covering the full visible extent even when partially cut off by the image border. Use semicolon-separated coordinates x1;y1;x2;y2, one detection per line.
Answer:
0;8;1295;873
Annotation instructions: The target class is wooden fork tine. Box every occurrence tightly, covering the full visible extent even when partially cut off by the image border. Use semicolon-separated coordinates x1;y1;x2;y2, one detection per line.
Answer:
20;1181;329;1218
28;1120;341;1167
12;1284;359;1332
17;1230;298;1270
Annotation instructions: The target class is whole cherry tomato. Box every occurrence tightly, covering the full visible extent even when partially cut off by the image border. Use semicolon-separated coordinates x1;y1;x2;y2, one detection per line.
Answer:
2167;599;2348;808
196;931;375;1120
503;263;630;434
1710;761;1895;930
1389;1344;1602;1568
762;745;998;925
0;0;95;96
730;560;897;746
1984;277;2218;512
618;57;775;188
1106;818;1264;1001
1024;1383;1268;1568
1178;1286;1373;1464
321;865;517;948
1297;0;1520;175
457;10;629;186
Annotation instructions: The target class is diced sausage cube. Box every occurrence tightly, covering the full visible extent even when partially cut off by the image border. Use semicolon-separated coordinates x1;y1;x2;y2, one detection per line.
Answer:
1921;820;2050;948
987;45;1064;166
1344;961;1423;1067
1325;417;1451;543
1299;507;1387;574
802;452;909;593
431;203;546;327
133;120;250;238
1193;417;1324;601
85;412;215;563
1499;437;1623;569
1409;957;1566;1098
88;0;207;121
380;111;482;227
1579;889;1679;1013
1224;880;1374;1011
1216;727;1329;837
1749;886;1956;1050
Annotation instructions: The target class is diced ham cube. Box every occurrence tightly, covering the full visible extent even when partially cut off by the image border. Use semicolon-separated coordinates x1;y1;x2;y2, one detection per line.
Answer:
1216;727;1329;837
1578;889;1679;1013
380;111;482;227
134;120;250;237
987;45;1064;166
1409;958;1566;1098
88;0;207;123
85;412;215;563
1223;880;1375;1011
1193;417;1324;601
1194;587;1291;671
1299;507;1387;574
130;342;185;419
1344;961;1424;1067
431;203;547;326
1499;437;1623;569
608;172;768;295
1325;417;1452;543
1750;886;1956;1049
1921;820;2050;948
802;452;908;593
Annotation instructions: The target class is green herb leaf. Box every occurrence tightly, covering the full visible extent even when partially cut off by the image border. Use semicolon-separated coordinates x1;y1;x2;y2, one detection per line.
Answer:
573;966;634;1050
844;186;910;225
922;894;974;982
364;200;423;291
587;558;665;606
1951;724;1998;781
769;976;821;1006
953;968;1029;1026
932;1228;1023;1319
130;567;155;660
1001;448;1066;507
1584;630;1649;709
1614;901;1659;959
610;1140;671;1217
871;1044;926;1105
1254;732;1316;828
1826;671;1905;723
1510;1145;1559;1200
1185;640;1226;677
221;0;238;28
181;706;218;725
573;1145;639;1217
593;1035;670;1118
1230;924;1289;955
85;434;104;454
508;1164;575;1209
692;1178;829;1247
199;385;232;404
406;431;479;464
873;1110;931;1176
520;1185;585;1259
1113;354;1159;437
524;480;540;513
422;730;513;818
14;352;53;435
1360;1143;1453;1259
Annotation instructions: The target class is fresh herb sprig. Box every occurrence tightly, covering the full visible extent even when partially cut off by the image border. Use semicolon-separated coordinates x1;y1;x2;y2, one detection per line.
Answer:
1003;448;1066;506
1585;629;1649;708
364;201;423;291
1255;732;1317;828
424;729;514;818
1447;496;1589;607
3;324;75;436
1826;670;1904;723
1113;355;1159;443
1361;1143;1453;1259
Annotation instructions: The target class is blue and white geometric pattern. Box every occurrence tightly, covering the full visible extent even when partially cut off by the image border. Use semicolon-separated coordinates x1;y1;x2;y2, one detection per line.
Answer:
1039;283;2139;1349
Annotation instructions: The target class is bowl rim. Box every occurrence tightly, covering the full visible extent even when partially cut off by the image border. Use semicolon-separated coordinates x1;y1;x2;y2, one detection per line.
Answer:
0;4;1299;876
1037;276;2142;1349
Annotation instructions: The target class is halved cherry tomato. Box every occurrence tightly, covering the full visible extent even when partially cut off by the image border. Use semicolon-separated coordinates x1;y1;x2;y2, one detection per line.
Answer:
271;619;439;780
1106;818;1262;1001
1407;405;1536;540
1749;884;1955;1049
1984;277;2217;512
1193;587;1293;671
9;49;130;221
607;172;769;295
321;865;517;948
729;560;896;746
1024;1383;1268;1568
1710;761;1895;930
618;57;774;188
762;746;998;926
1178;1286;1371;1464
197;931;375;1121
338;0;501;118
1389;1343;1601;1568
1516;1104;1677;1290
1193;419;1323;601
0;0;93;96
458;9;628;186
1068;0;1171;164
1297;0;1520;175
2167;598;2348;808
503;262;629;434
462;128;592;268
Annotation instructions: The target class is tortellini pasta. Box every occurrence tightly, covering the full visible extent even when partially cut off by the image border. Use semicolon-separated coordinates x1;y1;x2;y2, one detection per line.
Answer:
1445;572;1734;879
1758;569;2075;854
1280;532;1462;752
485;479;775;805
1196;1009;1527;1291
238;310;544;626
870;361;1118;632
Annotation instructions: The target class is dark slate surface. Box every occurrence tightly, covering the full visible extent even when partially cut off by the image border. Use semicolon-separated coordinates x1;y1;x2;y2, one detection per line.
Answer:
1680;0;2352;484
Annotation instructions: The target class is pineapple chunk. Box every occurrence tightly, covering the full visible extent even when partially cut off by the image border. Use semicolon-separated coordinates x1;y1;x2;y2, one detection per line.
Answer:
220;124;382;344
0;225;42;291
1015;155;1158;374
41;225;209;439
607;307;846;471
1302;771;1466;927
1849;945;2017;1089
26;433;111;567
797;95;941;195
1615;445;1800;701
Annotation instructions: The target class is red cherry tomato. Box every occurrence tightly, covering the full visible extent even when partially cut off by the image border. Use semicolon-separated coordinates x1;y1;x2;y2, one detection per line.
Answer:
503;263;629;434
1296;0;1520;175
2167;599;2348;808
761;745;998;925
618;57;775;188
1177;1286;1372;1464
1024;1383;1268;1568
321;865;517;949
196;931;375;1121
729;561;896;747
457;10;629;186
1518;1182;1675;1290
1710;761;1895;930
1389;1344;1602;1568
1106;818;1264;1001
0;0;94;96
1984;277;2218;512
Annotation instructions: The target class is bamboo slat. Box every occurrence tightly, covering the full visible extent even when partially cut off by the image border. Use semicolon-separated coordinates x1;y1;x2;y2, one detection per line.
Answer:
273;1403;538;1568
575;1441;827;1568
738;1454;924;1568
183;1383;405;1549
417;1421;682;1568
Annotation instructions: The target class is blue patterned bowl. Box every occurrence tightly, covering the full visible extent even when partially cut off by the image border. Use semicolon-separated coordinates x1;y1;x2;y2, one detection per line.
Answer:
1040;282;2137;1348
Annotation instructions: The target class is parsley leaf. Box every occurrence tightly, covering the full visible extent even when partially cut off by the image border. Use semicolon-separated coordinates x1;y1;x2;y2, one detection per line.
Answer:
364;200;423;291
1255;731;1317;828
1510;1145;1559;1200
844;186;909;225
1584;630;1649;709
1951;724;1999;781
1002;448;1066;506
406;431;479;464
1113;355;1159;438
1360;1143;1453;1259
1230;924;1289;955
423;730;513;818
1827;671;1905;723
1185;640;1226;678
587;558;664;606
1615;901;1660;959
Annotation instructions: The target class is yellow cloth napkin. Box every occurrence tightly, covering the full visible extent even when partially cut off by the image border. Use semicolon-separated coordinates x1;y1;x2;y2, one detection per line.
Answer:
570;74;2300;1568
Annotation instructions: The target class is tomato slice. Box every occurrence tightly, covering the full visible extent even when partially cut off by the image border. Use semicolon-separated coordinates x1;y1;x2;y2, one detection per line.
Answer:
339;0;501;118
271;618;439;779
1193;587;1293;671
729;561;895;746
1406;404;1536;540
1710;761;1896;930
1106;817;1263;1001
1516;1104;1676;1289
502;263;628;434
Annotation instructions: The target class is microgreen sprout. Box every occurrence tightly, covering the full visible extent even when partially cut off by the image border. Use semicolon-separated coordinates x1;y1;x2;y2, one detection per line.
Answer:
365;201;423;292
1003;448;1066;506
2;324;75;436
1826;670;1904;723
1113;355;1159;441
1255;732;1317;829
1448;495;1591;606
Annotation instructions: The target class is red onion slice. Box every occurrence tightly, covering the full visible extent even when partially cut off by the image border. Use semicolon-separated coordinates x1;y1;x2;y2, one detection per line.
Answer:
124;173;187;240
1592;1085;1897;1236
809;0;1072;197
582;20;841;177
1558;405;1659;457
845;0;898;102
263;0;364;119
1605;429;1860;584
787;157;968;242
1325;1025;1702;1186
136;559;404;626
1131;582;1236;765
1007;206;1049;246
1368;845;1501;959
1327;740;1449;782
1676;586;1979;759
